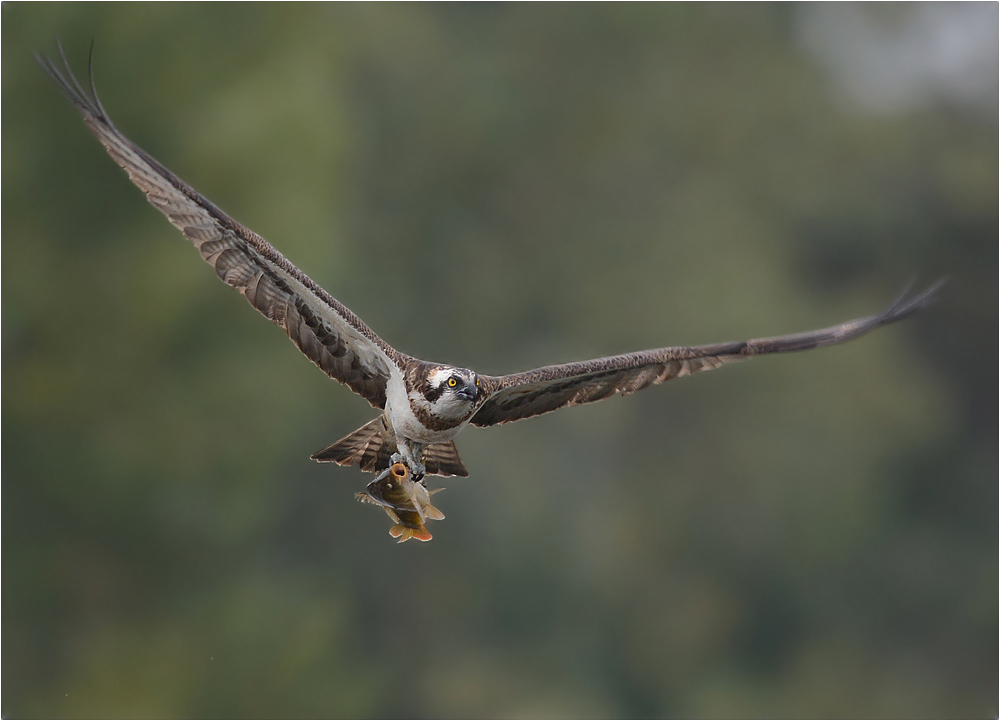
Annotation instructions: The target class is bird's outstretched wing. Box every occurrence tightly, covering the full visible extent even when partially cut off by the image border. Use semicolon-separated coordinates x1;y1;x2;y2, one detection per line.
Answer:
470;282;942;427
37;45;407;409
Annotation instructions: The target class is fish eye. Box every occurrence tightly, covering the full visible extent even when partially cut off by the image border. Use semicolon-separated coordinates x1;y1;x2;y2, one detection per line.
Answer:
447;377;458;388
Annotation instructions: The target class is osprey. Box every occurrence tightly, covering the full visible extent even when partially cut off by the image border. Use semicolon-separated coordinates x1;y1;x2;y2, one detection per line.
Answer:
37;48;940;481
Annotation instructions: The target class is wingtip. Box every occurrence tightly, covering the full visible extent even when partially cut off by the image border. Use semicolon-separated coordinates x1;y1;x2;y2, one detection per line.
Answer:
884;277;946;323
36;37;102;119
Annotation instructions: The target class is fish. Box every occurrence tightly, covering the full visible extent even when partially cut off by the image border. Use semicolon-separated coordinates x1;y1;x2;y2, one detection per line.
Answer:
355;462;445;543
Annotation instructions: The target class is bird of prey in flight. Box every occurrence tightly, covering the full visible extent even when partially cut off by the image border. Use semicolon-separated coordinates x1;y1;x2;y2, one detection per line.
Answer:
37;47;939;484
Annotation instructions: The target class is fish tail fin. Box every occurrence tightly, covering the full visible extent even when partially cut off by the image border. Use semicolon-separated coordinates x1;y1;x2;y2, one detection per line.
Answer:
410;527;433;542
389;525;433;543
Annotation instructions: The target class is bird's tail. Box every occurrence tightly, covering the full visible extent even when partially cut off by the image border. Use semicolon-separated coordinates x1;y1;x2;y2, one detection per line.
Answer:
311;415;469;477
312;416;392;471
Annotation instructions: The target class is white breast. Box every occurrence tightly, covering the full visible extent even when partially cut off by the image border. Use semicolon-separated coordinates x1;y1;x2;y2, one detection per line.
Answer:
384;368;463;444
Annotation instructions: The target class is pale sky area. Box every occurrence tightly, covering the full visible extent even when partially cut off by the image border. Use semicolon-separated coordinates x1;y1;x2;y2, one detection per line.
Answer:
796;3;998;115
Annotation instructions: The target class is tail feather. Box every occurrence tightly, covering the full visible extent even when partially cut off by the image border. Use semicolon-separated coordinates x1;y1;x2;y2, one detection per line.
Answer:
311;416;470;477
422;441;469;477
312;416;391;472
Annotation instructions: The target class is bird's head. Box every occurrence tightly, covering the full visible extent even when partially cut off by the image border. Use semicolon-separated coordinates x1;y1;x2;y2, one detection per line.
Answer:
421;365;480;417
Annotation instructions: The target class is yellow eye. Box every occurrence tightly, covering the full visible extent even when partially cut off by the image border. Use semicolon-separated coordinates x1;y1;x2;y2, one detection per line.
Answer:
475;378;480;386
447;377;458;388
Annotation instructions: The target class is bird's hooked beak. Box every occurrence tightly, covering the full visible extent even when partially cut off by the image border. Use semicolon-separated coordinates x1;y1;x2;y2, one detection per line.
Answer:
456;383;478;402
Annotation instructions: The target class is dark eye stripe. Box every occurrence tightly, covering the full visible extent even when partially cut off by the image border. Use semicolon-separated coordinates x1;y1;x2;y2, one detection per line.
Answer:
424;381;447;403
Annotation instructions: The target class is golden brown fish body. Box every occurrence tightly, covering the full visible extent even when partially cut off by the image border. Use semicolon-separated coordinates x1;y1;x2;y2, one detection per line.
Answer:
355;463;445;542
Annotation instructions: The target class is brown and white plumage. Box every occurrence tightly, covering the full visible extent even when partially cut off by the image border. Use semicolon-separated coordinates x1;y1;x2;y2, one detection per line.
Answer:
38;45;941;482
468;286;940;427
36;44;405;410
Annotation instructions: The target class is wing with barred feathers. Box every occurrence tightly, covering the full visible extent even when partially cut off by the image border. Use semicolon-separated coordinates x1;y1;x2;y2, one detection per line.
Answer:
36;45;406;409
470;282;942;427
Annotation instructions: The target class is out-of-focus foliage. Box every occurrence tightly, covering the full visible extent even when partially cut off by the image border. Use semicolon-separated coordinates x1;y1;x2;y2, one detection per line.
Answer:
3;4;996;718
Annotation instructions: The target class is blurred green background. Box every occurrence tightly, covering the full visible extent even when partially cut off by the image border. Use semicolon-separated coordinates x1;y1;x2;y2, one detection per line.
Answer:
3;3;996;718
